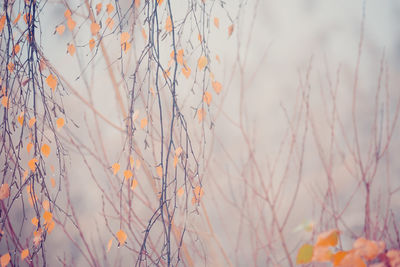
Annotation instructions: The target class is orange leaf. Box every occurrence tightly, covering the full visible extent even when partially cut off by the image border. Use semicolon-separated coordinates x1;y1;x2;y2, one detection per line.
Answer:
198;56;207;70
7;62;14;73
353;237;385;261
177;187;184;197
42;200;50;211
116;229;127;246
41;144;50;157
46;74;57;92
228;24;234;36
1;96;8;108
212;81;222;94
182;65;191;78
1;253;10;267
27;142;33;153
165;16;172;33
197;108;205;122
157;0;164;5
56;25;65;35
21;249;29;260
173;155;178;168
67;43;76;56
216;55;220;63
31;217;38;227
140;117;148;129
89;38;95;51
124;170;132;180
192;185;204;204
156;166;163;178
17;112;24;126
67;18;76;31
107;238;112;252
0;184;10;200
13;44;20;54
28;158;38;172
339;252;366;267
50;178;56;188
129;156;134;169
131;179;138;190
90;22;100;35
112;163;120;175
95;3;102;15
106;4;114;14
134;0;140;8
312;246;332;262
0;16;5;33
64;9;72;19
105;17;114;29
332;251;348;266
175;147;183;156
214;17;219;28
141;28;147;40
203;91;212;106
56;117;65;129
120;32;130;44
45;219;55;233
315;229;340;247
43;211;52;223
28;117;36;128
13;13;21;24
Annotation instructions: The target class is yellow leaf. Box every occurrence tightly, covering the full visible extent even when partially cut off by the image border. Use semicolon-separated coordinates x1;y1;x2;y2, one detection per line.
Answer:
140;117;148;129
46;74;57;92
212;81;222;94
89;39;95;51
124;170;132;180
41;144;50;157
28;158;38;172
56;117;65;129
165;16;172;33
315;229;340;247
50;178;56;188
296;244;313;264
95;3;102;15
28;117;36;128
228;24;234;36
91;22;100;35
21;249;29;260
42;200;50;211
31;217;38;227
177;187;184;197
0;253;10;267
56;25;65;35
0;184;10;200
112;163;120;175
106;4;114;14
67;43;76;56
214;17;219;28
107;238;112;252
203;91;212;106
116;229;127;246
67;18;76;31
156;166;163;178
131;179;138;190
27;142;33;154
